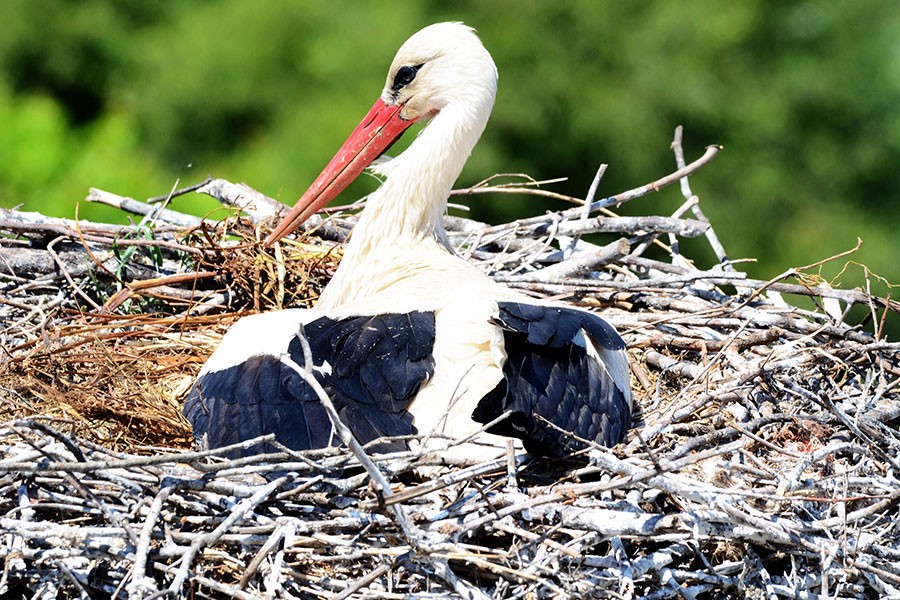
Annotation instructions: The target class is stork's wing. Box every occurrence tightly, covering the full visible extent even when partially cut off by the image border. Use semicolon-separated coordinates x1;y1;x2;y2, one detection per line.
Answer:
184;311;436;457
474;301;632;456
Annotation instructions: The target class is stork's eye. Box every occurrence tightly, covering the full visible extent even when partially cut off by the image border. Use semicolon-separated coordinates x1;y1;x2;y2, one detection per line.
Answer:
392;64;423;92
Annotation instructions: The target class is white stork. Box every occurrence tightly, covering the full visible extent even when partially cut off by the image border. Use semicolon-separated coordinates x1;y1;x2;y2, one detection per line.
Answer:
184;22;632;459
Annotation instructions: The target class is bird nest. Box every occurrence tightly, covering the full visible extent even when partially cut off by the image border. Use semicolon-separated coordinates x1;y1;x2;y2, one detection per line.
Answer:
1;129;899;598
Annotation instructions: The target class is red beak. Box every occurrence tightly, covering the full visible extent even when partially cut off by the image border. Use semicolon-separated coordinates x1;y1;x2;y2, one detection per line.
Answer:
264;98;418;246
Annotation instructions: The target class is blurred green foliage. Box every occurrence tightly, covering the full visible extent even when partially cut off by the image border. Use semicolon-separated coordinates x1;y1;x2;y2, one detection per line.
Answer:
0;1;897;332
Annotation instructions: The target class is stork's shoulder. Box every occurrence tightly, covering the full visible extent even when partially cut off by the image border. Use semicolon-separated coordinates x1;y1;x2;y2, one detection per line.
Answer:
199;308;315;375
491;300;626;351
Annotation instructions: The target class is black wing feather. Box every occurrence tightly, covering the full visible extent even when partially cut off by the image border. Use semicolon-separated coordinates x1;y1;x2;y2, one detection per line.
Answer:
493;301;625;350
475;301;631;456
184;311;436;458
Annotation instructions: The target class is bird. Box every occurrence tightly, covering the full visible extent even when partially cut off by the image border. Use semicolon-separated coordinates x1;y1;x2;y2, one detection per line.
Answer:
184;22;632;460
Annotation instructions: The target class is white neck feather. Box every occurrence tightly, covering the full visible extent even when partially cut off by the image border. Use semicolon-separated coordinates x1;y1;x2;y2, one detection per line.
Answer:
360;101;489;246
318;98;493;309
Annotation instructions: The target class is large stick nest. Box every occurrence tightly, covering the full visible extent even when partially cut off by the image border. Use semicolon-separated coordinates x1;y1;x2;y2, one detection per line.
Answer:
1;130;898;598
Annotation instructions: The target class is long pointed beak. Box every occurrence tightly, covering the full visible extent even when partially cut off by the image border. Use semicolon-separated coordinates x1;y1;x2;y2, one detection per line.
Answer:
264;98;418;246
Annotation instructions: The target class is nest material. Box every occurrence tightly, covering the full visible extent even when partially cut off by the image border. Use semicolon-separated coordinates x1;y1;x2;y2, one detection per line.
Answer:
1;130;899;598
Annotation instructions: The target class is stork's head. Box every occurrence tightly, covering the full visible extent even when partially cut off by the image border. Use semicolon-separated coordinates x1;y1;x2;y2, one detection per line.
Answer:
382;22;498;124
265;22;497;245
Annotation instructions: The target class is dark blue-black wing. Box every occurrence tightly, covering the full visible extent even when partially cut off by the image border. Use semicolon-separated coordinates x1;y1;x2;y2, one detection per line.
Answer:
184;311;436;458
473;301;631;456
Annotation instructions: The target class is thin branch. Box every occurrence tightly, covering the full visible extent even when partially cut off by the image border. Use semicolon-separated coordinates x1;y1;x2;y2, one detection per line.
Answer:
85;188;202;227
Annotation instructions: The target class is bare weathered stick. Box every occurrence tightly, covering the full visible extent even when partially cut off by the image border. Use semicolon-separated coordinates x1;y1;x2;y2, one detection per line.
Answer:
506;238;629;282
0;246;94;279
671;126;733;268
0;207;143;236
196;178;285;222
471;144;722;238
0;423;278;473
554;215;709;238
86;188;202;227
99;271;218;313
167;475;292;593
146;176;215;204
126;484;173;598
501;268;899;314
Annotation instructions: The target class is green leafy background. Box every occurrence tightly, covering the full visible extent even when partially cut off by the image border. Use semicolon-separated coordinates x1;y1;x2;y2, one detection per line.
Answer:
1;1;897;332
